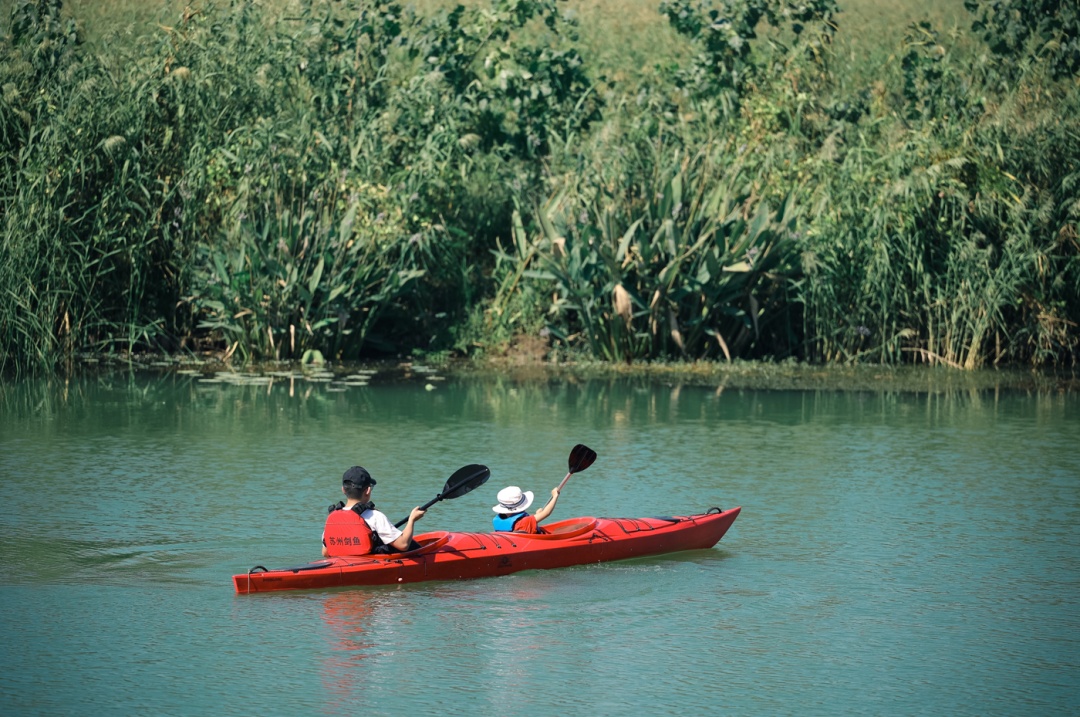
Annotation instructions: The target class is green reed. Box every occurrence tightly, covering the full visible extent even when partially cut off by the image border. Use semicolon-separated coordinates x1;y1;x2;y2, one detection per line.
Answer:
1;0;1076;374
792;18;1080;368
514;144;801;362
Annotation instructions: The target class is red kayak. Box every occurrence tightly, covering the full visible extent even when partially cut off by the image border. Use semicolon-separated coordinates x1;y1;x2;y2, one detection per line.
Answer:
233;506;740;594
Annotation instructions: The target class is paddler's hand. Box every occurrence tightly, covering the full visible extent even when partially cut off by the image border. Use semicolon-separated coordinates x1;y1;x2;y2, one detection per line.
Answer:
550;488;561;500
409;507;426;523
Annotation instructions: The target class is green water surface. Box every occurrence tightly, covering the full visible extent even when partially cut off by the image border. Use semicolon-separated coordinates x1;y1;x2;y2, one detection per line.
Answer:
1;368;1077;715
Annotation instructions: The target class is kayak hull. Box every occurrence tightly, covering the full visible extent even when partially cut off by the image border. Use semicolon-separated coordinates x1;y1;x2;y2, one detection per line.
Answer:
232;506;740;594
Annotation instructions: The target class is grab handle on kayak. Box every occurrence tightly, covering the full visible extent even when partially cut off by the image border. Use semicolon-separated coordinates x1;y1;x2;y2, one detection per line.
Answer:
706;506;724;515
241;565;269;595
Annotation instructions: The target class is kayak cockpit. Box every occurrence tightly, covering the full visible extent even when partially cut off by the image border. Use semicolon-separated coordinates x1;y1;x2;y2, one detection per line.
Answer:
365;531;452;560
502;518;598;540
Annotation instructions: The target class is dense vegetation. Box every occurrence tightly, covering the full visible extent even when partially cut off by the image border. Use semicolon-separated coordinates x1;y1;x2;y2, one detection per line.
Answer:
1;0;1077;374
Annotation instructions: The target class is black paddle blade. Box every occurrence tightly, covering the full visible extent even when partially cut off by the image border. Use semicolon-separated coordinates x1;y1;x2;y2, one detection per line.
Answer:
395;464;492;527
568;444;597;474
441;463;491;500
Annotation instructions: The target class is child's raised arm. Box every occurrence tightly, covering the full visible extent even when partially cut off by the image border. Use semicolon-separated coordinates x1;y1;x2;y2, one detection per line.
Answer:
535;487;561;523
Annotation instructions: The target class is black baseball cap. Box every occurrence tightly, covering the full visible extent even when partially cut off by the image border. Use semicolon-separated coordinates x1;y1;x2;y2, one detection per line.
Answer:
342;466;376;487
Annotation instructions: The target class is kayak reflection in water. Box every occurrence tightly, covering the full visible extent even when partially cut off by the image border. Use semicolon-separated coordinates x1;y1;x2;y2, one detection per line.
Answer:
319;591;381;699
492;485;560;534
322;466;425;556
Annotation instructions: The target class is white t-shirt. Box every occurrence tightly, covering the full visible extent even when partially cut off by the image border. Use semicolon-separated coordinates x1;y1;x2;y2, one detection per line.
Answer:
322;506;403;550
360;508;403;544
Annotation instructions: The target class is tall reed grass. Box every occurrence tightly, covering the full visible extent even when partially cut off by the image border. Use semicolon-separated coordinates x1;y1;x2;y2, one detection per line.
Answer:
1;0;1076;374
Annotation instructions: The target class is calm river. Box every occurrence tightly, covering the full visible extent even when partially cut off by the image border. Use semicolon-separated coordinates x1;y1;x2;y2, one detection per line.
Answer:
1;366;1077;716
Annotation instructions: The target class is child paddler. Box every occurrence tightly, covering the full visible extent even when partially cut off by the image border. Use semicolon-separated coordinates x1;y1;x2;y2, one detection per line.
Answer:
491;485;560;534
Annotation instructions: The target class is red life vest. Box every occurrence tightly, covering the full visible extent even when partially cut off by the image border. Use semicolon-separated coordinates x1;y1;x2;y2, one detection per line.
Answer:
324;509;375;556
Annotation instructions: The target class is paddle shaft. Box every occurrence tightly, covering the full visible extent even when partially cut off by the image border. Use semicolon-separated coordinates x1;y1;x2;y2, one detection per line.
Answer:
393;464;491;528
393;494;442;529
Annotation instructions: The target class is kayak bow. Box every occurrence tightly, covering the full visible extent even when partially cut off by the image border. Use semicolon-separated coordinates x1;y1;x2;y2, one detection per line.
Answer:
233;506;740;594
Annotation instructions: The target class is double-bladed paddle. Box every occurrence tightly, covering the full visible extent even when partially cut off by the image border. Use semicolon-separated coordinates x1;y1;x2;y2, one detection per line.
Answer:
394;463;491;528
556;444;597;492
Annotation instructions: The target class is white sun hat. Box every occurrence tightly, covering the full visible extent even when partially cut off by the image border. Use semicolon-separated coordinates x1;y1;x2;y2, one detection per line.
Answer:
492;485;534;513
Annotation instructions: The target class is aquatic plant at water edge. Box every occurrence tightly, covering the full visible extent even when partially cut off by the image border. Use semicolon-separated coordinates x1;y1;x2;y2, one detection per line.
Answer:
514;150;801;362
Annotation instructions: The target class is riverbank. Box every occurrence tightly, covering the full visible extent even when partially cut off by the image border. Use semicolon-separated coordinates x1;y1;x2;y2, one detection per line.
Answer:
57;351;1080;395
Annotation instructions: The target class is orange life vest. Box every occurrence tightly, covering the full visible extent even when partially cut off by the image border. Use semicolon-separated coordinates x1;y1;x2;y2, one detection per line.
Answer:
324;508;376;556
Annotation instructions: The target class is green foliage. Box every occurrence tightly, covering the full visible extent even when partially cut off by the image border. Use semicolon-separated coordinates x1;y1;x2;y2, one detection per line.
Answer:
184;165;427;362
0;0;603;372
901;21;984;122
658;0;839;114
410;0;600;157
455;212;551;356
520;150;801;362
0;0;1077;374
9;0;80;74
796;26;1080;368
964;0;1080;80
1;0;183;371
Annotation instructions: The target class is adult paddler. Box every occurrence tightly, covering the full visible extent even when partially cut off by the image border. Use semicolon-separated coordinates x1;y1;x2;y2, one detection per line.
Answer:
322;466;425;556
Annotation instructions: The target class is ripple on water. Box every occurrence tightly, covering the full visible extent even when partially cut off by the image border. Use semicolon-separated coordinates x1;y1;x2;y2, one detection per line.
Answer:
1;378;1077;715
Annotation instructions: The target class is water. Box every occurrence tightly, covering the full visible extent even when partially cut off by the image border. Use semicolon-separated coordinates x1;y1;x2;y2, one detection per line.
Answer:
1;369;1078;716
